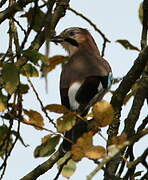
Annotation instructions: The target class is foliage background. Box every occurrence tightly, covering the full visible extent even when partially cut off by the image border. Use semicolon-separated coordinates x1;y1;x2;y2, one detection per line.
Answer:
0;0;147;180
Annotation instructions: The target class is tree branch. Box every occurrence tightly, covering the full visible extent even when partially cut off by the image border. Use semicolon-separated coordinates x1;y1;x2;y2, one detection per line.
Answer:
87;128;148;180
124;64;148;137
123;148;148;180
20;150;65;180
68;7;110;43
105;59;148;178
141;0;148;49
26;76;56;127
107;46;148;143
0;0;35;24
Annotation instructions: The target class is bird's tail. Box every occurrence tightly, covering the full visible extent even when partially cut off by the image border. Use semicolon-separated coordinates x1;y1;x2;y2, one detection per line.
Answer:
61;119;88;152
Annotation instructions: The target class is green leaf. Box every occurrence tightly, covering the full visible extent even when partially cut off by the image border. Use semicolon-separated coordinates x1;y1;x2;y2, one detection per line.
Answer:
2;63;19;94
21;8;45;32
19;83;29;94
57;152;76;177
0;125;9;140
21;64;39;77
11;130;29;147
62;159;76;178
0;125;13;159
57;113;76;133
116;40;140;51
23;49;44;64
34;135;60;158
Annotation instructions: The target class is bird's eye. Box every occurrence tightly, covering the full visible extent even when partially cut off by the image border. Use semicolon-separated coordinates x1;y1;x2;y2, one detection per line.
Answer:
69;31;76;36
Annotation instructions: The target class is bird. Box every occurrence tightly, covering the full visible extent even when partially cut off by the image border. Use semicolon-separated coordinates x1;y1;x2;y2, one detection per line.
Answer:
51;27;112;151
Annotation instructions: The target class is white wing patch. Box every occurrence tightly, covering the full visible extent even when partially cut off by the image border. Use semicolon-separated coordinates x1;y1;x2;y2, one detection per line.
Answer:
68;81;82;111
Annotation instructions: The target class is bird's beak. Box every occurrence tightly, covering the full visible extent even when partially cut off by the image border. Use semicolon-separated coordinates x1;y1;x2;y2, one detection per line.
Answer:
51;36;79;47
50;36;64;44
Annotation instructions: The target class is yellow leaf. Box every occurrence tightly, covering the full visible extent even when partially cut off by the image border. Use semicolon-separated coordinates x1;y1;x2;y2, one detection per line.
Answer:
0;100;6;112
23;109;44;130
42;56;69;74
0;90;7;112
45;104;69;114
57;113;76;132
85;146;106;159
92;100;114;127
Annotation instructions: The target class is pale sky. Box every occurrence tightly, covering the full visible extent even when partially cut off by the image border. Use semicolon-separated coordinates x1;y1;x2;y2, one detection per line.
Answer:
0;0;147;180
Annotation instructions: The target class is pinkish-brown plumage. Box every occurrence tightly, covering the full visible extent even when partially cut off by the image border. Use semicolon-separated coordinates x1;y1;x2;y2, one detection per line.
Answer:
51;27;112;151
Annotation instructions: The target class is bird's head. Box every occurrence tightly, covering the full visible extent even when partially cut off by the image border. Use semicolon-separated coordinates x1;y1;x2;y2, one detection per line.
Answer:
51;27;100;56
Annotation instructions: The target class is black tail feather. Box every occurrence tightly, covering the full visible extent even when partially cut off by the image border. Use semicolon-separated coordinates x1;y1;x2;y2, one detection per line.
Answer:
61;119;88;152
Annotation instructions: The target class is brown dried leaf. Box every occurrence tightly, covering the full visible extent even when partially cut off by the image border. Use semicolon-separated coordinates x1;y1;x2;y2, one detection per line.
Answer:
92;100;114;127
23;109;44;130
45;104;69;114
71;131;105;161
41;134;52;143
42;56;69;74
0;100;6;112
85;146;106;159
0;91;7;112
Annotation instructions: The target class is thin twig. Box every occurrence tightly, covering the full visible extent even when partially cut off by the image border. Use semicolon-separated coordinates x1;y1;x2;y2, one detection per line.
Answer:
0;0;35;24
0;0;7;7
12;17;27;36
20;118;72;143
137;115;148;133
68;7;110;43
26;76;56;127
68;7;111;57
123;148;148;180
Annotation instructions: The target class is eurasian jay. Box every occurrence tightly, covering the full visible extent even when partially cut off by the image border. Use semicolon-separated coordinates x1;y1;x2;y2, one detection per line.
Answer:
51;27;112;151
